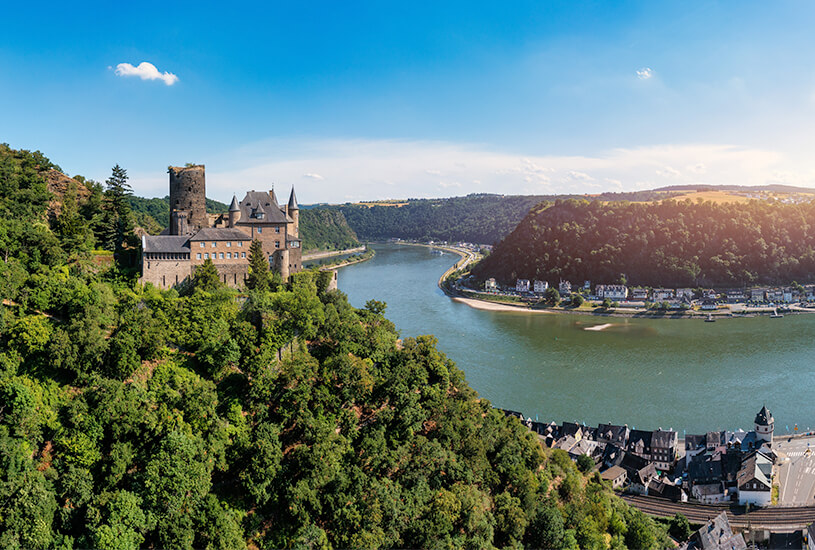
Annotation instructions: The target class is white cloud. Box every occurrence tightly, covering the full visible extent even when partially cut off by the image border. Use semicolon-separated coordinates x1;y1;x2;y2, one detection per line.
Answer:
128;138;810;204
636;67;653;80
303;173;324;180
425;169;442;175
114;62;179;86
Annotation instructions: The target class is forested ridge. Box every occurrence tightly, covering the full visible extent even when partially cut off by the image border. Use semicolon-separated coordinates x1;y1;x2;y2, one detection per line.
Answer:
331;190;687;245
0;145;674;548
298;208;360;251
473;198;815;288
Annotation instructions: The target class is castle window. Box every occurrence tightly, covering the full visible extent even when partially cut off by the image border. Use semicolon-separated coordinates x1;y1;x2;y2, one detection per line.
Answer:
212;242;216;247
226;242;231;247
227;252;231;259
196;253;201;259
219;252;224;259
204;253;209;259
257;227;262;233
241;252;246;258
238;242;243;247
275;227;280;233
275;241;280;248
200;242;205;247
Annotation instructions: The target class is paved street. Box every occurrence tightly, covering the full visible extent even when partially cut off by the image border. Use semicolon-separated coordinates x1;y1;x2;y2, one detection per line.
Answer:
774;436;815;506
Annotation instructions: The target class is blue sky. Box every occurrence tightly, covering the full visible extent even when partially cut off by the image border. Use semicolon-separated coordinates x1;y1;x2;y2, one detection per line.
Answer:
3;1;815;203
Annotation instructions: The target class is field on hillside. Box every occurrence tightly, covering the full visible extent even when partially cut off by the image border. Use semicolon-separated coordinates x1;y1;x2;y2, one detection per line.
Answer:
670;190;752;204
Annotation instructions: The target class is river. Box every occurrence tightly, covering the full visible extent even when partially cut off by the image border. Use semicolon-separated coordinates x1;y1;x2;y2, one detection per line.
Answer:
337;243;815;435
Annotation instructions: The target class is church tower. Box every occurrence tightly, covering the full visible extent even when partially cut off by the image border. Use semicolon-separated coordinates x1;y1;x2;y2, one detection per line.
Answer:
754;405;774;445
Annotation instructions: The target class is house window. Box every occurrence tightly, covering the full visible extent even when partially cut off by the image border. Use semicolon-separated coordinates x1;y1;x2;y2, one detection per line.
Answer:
227;252;231;259
257;227;262;233
200;242;205;248
219;252;224;259
204;253;209;259
197;253;201;260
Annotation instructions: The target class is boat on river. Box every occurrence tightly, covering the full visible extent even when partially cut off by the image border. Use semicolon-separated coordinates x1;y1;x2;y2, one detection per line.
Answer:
704;314;716;322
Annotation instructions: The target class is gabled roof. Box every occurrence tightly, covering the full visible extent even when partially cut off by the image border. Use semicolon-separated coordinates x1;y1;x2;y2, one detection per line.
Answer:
652;429;677;449
143;235;190;253
237;190;291;224
682;512;746;550
737;452;772;489
189;228;252;241
628;429;653;449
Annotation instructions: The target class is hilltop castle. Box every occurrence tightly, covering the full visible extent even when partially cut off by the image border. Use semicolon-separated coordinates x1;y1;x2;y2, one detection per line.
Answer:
141;165;302;288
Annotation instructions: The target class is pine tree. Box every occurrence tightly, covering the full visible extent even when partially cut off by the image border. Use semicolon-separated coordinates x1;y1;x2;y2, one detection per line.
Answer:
193;259;221;292
246;240;271;291
103;165;136;261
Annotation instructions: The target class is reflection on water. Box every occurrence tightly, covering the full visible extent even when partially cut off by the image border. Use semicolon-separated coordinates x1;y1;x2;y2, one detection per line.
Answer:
338;243;815;433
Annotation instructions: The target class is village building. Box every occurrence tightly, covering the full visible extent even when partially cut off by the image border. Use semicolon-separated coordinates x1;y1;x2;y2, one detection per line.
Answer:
754;405;774;445
725;289;746;303
750;287;767;302
651;429;679;471
515;279;530;292
652;288;675;302
596;423;629;447
141;165;302;288
627;429;653;461
679;512;746;550
676;288;694;301
595;284;628;301
691;481;728;504
484;278;497;291
558;279;572;295
736;451;773;506
630;287;649;301
533;280;548;293
600;466;627;489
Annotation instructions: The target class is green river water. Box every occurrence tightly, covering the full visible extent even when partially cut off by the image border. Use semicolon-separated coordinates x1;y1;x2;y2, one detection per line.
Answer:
337;243;815;435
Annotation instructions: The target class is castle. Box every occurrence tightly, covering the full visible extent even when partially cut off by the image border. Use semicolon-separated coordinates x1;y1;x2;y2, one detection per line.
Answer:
141;165;302;288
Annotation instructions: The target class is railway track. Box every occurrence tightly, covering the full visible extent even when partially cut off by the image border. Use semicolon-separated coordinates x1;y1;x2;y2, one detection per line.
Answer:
622;495;815;529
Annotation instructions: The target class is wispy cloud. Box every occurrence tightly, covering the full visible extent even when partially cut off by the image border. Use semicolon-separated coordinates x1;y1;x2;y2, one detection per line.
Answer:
636;67;653;80
129;138;807;203
114;62;178;86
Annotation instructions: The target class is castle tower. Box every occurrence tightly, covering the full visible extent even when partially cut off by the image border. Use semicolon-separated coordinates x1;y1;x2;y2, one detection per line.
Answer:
287;187;299;238
754;405;774;445
168;165;208;235
228;195;240;228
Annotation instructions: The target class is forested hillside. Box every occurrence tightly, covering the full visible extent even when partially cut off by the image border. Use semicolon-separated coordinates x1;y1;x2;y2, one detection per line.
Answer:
298;208;360;251
0;145;674;547
473;198;815;288
334;190;687;245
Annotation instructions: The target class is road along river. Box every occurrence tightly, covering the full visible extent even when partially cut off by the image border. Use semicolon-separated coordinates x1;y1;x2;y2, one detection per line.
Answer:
337;243;815;435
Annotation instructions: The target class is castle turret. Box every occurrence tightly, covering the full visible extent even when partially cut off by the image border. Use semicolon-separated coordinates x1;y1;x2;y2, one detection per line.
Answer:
754;405;774;445
168;165;207;235
287;187;299;238
228;195;241;228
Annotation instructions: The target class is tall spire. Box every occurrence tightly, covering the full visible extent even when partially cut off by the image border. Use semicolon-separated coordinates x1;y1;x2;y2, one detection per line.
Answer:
229;195;240;212
288;187;298;210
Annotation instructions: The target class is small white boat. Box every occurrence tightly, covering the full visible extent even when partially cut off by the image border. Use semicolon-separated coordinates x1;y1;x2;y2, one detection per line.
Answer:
704;314;716;323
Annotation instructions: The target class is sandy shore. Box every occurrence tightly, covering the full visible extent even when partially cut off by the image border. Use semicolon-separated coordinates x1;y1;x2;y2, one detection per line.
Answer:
452;296;552;313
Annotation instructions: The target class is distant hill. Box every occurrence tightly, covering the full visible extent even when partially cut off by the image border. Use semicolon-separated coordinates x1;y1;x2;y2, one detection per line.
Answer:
298;208;360;251
473;198;815;288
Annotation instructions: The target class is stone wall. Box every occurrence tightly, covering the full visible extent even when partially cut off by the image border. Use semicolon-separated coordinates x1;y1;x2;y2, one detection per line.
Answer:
141;258;192;289
169;165;208;234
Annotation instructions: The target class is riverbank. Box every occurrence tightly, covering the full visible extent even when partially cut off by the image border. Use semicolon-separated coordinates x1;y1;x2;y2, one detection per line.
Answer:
302;245;366;261
319;248;375;270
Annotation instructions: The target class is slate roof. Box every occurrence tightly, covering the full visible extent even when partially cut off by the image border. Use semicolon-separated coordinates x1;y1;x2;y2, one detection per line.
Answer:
737;452;772;490
652;429;678;449
189;228;252;241
288;187;298;210
681;512;746;550
601;466;626;482
649;478;686;501
686;434;706;451
628;429;653;450
229;195;240;211
560;422;583;438
687;456;723;484
237;190;291;224
142;235;191;254
754;405;773;426
597;423;629;444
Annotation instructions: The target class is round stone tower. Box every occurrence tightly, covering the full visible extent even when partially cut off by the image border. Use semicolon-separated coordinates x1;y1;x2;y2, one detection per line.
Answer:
169;165;208;235
754;405;774;445
228;195;241;228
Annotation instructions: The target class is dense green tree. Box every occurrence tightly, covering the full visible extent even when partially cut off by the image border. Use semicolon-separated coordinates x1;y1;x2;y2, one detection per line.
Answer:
246;239;271;291
668;512;692;541
544;287;560;306
102;165;137;263
192;259;221;292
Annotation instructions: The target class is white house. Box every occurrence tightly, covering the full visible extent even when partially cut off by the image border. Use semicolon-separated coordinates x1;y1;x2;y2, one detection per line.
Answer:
737;452;773;507
676;288;694;301
485;278;497;292
559;280;572;295
533;280;549;293
750;288;767;302
631;288;649;301
596;285;628;301
516;279;530;292
692;482;728;504
652;288;675;302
